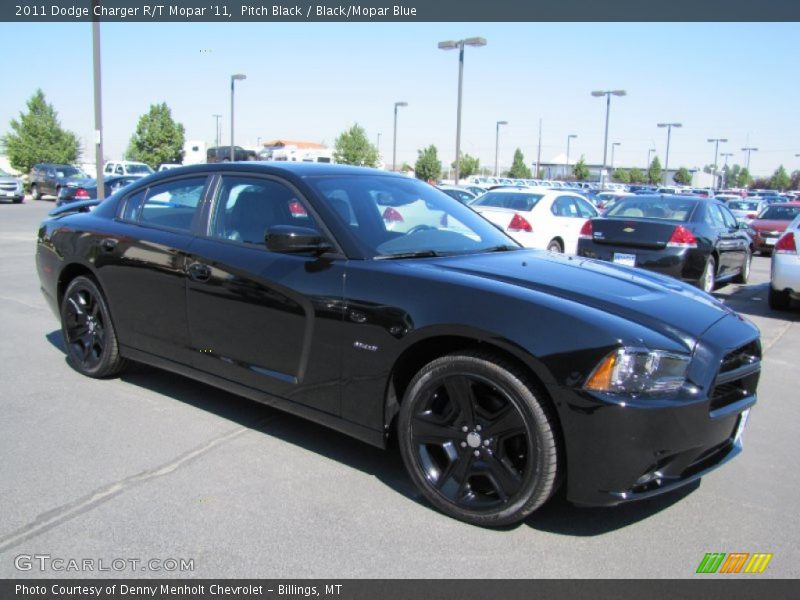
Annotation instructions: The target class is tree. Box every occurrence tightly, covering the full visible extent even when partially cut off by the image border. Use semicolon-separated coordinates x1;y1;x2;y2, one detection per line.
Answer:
508;148;532;178
673;167;692;186
648;157;662;185
0;89;80;174
750;176;771;190
452;153;479;179
572;155;589;181
333;123;379;167
628;168;645;184
737;168;753;188
126;102;185;169
612;168;630;183
770;165;790;191
790;169;800;191
414;145;441;182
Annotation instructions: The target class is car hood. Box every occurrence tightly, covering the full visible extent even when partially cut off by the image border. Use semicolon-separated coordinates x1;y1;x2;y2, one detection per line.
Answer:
421;250;736;341
0;176;21;184
750;219;789;232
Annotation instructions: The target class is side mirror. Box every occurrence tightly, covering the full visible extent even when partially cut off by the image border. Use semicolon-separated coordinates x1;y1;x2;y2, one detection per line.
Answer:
266;225;332;255
738;222;751;230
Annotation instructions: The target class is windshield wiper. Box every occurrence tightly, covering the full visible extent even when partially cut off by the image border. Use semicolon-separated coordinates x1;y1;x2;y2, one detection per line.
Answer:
481;244;520;253
375;250;444;260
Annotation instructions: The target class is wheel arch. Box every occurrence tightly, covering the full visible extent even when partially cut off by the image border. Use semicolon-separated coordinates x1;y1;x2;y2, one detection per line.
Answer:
57;262;99;308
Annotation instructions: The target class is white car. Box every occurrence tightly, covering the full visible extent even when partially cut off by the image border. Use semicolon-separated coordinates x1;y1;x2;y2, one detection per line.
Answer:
769;214;800;310
726;198;769;225
470;188;598;254
103;161;154;178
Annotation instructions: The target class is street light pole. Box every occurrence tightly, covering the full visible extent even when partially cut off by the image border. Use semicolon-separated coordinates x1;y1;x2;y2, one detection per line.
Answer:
707;138;728;190
439;37;487;184
494;120;508;177
657;122;682;185
742;147;758;172
230;74;246;161
647;147;656;170
591;90;626;188
392;101;407;172
213;114;222;150
720;152;734;188
91;9;104;200
566;134;577;179
376;132;381;156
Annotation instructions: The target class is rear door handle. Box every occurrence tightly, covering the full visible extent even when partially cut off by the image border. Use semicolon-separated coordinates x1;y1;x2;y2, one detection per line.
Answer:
100;238;118;252
187;263;212;282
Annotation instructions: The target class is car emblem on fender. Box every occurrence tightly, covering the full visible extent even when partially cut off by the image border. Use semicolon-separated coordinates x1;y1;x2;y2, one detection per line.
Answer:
624;227;635;233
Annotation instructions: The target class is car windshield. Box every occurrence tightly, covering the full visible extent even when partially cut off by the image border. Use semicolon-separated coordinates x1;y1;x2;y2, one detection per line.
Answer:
306;175;519;258
605;197;697;222
0;169;10;177
728;201;760;211
56;166;84;179
127;164;154;174
471;191;544;211
758;205;800;220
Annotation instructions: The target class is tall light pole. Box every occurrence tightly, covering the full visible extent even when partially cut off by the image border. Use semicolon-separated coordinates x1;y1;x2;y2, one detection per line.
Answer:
212;114;222;150
742;146;758;172
591;89;626;187
566;134;577;178
376;132;381;156
91;6;104;200
230;73;246;161
611;142;621;169
392;101;407;172
720;151;734;188
647;147;656;169
708;137;728;190
439;37;487;184
657;122;682;184
494;120;508;177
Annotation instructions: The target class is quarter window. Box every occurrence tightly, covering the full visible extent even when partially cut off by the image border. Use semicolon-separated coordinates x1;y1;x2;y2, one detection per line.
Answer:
120;177;206;232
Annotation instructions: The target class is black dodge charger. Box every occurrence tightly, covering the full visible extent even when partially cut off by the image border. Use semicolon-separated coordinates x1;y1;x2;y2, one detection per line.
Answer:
36;163;760;527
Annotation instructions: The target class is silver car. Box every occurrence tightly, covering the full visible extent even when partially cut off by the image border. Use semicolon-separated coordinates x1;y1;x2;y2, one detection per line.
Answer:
0;168;25;203
727;198;769;225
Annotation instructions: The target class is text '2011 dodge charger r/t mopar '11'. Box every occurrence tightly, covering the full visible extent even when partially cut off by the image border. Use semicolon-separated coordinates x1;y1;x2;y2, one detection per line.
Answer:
36;163;761;527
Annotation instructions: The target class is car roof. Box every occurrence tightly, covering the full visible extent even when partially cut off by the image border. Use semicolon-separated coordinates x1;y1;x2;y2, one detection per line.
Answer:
140;162;410;181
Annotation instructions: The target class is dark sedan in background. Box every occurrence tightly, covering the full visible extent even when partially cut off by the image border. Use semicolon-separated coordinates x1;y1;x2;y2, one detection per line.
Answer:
56;175;140;207
577;195;751;293
36;164;760;527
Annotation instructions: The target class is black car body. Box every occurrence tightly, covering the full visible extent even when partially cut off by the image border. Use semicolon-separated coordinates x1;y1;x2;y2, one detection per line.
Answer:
56;175;140;206
206;146;256;163
35;164;760;526
29;163;88;200
577;195;752;293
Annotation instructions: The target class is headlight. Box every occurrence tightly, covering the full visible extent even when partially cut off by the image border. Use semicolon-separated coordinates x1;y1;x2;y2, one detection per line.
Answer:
584;347;690;397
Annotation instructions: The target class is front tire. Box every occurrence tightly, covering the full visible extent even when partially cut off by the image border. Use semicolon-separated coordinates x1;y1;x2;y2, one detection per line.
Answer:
60;276;127;378
398;352;560;527
31;184;40;201
733;249;751;284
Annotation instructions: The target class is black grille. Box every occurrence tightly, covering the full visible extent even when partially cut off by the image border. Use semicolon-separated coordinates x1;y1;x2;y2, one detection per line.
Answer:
710;341;761;414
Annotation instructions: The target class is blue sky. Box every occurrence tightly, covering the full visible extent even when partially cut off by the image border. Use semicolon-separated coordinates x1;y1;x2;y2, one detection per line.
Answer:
1;22;798;176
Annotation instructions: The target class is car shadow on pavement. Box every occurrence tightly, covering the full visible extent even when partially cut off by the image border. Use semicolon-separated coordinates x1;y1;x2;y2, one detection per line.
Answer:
45;328;701;535
523;481;700;536
714;282;800;321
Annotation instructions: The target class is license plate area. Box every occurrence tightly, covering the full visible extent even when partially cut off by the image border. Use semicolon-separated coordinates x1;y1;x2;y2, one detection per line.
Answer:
613;252;636;267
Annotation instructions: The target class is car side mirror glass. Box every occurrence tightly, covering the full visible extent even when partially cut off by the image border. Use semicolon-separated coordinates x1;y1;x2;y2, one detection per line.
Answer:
738;222;750;230
266;225;332;255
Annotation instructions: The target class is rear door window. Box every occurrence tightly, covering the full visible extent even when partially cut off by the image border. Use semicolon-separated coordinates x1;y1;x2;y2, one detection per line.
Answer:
120;177;207;232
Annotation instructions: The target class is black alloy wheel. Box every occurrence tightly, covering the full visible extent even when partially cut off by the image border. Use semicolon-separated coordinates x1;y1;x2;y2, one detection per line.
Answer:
398;352;559;527
60;276;126;378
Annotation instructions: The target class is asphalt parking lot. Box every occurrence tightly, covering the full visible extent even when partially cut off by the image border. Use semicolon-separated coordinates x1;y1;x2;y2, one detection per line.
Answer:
1;197;798;579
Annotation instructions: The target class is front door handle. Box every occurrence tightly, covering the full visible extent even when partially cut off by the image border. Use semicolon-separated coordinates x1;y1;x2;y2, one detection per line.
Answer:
187;263;212;282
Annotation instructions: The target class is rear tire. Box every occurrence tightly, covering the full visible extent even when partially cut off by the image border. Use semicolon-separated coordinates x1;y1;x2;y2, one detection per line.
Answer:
768;286;791;311
60;276;127;378
546;239;564;253
398;351;560;527
31;185;40;201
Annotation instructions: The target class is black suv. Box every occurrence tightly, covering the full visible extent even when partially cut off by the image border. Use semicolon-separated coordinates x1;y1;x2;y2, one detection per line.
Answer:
29;163;88;200
206;146;256;163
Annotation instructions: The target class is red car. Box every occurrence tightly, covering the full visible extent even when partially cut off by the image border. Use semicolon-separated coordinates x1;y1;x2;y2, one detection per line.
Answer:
749;202;800;255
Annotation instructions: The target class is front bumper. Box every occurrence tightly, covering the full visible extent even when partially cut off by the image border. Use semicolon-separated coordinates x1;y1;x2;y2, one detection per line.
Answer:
554;314;760;507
